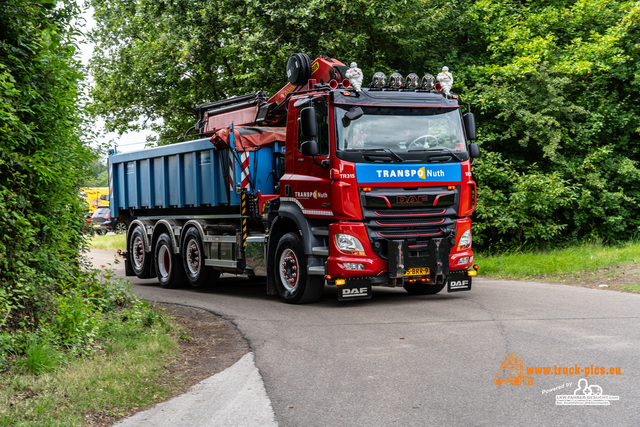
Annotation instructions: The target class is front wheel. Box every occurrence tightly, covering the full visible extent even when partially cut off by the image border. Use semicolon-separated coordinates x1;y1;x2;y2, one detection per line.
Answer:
403;281;446;295
155;233;186;289
274;232;324;304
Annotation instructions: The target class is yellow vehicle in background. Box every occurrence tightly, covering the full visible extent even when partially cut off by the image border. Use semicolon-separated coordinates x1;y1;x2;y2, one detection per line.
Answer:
80;187;109;214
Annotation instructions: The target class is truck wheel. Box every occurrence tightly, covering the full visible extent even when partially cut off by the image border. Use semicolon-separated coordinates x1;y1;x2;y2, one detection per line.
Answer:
403;282;446;295
129;225;151;278
274;232;324;304
182;228;220;288
155;233;186;289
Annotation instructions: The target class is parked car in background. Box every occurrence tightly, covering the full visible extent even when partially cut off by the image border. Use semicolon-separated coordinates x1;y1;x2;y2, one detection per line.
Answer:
91;207;125;235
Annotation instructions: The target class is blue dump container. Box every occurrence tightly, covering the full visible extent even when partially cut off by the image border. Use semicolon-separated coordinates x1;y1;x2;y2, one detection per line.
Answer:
109;138;277;217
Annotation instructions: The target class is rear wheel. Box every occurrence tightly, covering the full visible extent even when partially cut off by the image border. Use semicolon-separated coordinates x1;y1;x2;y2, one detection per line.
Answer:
403;281;446;295
182;228;220;288
274;232;324;304
129;225;151;278
155;233;186;289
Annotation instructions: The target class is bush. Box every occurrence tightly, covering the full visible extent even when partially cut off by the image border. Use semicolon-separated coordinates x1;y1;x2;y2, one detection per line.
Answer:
1;0;95;346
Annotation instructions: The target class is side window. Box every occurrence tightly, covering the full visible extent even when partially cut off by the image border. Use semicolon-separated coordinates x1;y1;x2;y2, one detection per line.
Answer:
298;99;329;156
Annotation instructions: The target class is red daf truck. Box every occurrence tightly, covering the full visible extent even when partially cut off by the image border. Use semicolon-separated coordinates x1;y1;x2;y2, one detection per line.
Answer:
110;54;480;303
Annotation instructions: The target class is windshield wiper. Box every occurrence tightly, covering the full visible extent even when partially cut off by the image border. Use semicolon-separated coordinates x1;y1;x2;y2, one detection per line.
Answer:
408;148;464;162
359;148;403;163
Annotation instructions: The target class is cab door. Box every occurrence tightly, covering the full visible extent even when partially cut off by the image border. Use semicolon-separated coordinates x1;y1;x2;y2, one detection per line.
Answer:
281;97;332;218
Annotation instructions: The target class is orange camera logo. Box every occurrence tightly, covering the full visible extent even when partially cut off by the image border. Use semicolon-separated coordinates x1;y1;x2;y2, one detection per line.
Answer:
495;353;534;386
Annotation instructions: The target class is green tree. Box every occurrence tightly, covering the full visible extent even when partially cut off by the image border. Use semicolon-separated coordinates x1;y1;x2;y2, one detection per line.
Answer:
466;0;640;246
80;158;108;187
89;0;640;249
89;0;474;141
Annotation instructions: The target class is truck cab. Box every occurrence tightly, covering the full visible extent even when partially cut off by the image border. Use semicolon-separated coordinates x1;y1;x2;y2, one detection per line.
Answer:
265;59;480;301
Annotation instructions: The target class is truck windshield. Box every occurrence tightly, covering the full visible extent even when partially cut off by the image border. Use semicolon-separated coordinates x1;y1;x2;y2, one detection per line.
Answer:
334;105;469;163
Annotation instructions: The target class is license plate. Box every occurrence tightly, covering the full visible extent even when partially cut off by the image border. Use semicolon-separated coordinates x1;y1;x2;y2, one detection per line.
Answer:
405;267;430;276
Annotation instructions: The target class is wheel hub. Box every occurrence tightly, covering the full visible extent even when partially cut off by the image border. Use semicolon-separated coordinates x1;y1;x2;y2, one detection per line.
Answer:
133;237;144;268
186;240;200;274
279;249;298;291
158;245;171;278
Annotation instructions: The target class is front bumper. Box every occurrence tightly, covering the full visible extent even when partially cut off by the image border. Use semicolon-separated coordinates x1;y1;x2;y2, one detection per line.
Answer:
326;221;474;288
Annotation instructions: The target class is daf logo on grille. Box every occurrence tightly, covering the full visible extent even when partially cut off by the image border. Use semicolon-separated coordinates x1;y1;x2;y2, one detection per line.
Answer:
396;195;429;204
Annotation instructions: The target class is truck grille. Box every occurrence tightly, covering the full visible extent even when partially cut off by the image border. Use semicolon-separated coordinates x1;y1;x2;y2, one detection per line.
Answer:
360;187;458;259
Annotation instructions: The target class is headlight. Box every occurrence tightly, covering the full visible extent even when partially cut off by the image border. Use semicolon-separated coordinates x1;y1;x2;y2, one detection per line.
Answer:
457;229;472;251
335;234;366;255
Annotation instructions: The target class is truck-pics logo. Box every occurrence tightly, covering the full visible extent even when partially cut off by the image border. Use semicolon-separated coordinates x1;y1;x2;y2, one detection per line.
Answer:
495;353;534;386
496;353;622;387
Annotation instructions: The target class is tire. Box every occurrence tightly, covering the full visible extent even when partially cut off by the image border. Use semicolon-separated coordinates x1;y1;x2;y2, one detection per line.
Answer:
154;233;186;289
403;281;446;295
182;228;220;288
128;225;151;278
273;232;324;304
115;222;127;234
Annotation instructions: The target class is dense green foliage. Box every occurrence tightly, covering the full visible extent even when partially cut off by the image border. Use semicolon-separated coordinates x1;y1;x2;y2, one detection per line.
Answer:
89;0;640;250
1;0;90;339
468;0;640;249
0;0;156;372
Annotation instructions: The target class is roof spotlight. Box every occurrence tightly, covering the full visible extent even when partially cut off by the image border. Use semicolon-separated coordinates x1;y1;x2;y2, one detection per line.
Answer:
405;73;419;90
389;73;403;89
370;71;387;88
422;74;436;90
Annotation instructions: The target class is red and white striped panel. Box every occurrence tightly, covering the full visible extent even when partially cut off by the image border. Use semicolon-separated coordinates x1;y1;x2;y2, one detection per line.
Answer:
240;152;251;190
229;152;234;193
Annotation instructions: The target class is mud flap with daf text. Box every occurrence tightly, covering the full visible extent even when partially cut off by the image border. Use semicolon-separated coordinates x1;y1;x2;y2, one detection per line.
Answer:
337;278;373;301
446;270;472;292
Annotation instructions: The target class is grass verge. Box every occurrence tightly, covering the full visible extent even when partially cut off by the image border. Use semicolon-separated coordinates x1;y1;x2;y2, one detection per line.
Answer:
0;300;183;426
87;234;127;251
475;240;640;293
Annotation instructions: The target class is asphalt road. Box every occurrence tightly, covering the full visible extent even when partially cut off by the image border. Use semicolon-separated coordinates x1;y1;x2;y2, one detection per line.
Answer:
91;250;640;426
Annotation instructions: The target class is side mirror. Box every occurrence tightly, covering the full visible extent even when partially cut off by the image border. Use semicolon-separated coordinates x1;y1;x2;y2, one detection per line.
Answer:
301;140;319;157
345;106;364;121
469;143;480;159
342;106;364;128
463;112;476;141
300;106;318;138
